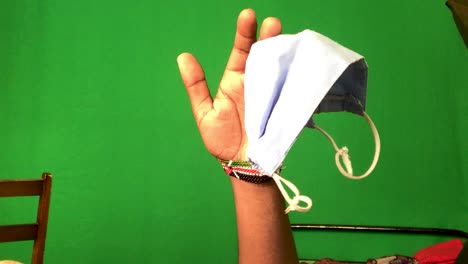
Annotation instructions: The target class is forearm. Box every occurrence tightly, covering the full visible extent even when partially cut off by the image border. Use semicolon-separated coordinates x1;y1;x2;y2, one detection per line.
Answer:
231;178;299;264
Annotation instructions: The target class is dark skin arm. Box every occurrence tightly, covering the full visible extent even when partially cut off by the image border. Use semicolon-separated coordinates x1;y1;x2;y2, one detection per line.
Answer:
177;9;299;264
231;178;299;264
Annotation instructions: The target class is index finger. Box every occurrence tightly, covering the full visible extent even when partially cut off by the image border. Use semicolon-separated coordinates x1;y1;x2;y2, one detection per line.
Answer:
224;9;258;73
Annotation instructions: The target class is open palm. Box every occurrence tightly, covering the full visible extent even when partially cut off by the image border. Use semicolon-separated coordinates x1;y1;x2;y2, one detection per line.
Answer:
177;9;282;161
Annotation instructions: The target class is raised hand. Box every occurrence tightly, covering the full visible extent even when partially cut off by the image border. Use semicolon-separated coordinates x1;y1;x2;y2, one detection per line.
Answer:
177;9;282;161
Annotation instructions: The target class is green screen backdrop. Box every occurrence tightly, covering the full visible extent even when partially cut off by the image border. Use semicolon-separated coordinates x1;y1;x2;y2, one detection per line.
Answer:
1;0;467;263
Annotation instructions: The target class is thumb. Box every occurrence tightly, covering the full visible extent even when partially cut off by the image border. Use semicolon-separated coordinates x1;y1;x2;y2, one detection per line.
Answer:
177;53;213;125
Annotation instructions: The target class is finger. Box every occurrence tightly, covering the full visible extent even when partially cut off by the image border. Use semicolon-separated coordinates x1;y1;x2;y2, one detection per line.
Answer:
177;53;213;124
258;17;282;41
224;8;258;73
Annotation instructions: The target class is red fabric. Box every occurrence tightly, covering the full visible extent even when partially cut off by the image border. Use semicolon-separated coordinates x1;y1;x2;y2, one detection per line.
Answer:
414;239;464;264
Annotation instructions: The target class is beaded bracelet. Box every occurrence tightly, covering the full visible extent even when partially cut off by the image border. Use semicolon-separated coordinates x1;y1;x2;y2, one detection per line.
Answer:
217;158;273;184
218;158;313;213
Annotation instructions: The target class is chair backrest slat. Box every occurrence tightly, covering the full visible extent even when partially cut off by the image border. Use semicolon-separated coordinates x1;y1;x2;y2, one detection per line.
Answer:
0;224;38;242
0;180;43;197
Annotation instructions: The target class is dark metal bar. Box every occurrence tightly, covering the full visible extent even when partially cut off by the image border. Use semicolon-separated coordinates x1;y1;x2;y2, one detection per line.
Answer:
291;224;468;238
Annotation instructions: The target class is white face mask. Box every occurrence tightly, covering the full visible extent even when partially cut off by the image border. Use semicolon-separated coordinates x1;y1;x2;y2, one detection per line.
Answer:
244;30;380;213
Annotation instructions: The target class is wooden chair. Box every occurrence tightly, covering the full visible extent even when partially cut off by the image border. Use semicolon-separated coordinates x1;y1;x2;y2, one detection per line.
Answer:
0;173;52;264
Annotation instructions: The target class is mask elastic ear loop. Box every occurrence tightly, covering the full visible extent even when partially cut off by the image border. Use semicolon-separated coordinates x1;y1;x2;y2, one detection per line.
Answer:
271;173;313;213
313;112;380;180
